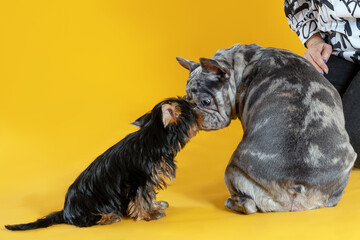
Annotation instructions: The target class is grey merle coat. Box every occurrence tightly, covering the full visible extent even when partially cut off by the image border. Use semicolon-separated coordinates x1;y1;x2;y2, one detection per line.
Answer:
177;44;357;213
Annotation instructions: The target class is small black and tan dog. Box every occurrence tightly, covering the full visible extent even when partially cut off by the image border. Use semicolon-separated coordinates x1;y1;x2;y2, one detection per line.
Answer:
5;97;201;231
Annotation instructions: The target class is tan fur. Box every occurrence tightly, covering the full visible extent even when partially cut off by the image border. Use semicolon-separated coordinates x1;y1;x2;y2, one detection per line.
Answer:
151;157;175;189
185;123;199;143
151;200;169;211
96;213;121;225
127;172;170;221
162;103;182;127
185;113;202;143
127;187;153;221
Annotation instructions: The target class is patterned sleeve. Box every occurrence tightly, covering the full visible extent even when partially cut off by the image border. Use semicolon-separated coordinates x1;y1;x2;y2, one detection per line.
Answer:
284;0;319;46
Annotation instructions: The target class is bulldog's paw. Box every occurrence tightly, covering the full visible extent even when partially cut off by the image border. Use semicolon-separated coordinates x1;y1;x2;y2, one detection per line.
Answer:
225;196;257;214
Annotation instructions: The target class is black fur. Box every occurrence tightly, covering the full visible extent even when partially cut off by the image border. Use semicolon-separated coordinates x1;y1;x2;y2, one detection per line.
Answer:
5;97;200;231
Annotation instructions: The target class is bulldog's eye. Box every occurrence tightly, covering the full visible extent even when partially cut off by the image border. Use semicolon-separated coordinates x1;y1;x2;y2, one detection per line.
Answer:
201;98;211;106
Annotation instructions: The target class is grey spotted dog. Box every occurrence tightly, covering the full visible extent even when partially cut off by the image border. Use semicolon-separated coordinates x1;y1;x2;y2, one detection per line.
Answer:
176;44;357;214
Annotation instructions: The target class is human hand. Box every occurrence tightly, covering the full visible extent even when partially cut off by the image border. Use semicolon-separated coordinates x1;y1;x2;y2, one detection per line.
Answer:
303;33;332;74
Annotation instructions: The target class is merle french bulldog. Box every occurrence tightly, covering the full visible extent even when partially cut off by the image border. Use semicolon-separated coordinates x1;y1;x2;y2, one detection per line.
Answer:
177;44;357;213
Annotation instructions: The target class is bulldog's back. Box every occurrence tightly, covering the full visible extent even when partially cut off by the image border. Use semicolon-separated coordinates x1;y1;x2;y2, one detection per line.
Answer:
235;47;356;185
178;43;356;213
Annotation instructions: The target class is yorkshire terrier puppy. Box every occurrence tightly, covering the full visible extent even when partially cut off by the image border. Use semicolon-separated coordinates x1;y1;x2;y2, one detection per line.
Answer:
6;97;201;231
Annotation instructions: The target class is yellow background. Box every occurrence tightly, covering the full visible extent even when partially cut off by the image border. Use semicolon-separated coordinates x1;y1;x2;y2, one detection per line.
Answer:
1;0;359;239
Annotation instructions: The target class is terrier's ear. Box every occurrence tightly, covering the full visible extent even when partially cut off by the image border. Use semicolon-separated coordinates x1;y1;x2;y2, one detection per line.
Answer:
176;57;200;72
199;58;230;78
131;113;151;128
161;103;181;127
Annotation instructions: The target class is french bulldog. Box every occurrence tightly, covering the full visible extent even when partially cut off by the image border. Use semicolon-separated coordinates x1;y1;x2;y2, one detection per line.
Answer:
177;44;357;213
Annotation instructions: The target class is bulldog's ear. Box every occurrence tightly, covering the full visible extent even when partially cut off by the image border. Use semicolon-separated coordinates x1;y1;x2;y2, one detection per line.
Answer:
161;103;181;127
130;112;151;128
199;58;230;78
176;57;200;72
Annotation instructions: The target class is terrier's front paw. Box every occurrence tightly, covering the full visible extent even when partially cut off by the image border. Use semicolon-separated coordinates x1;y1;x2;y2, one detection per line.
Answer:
148;211;166;221
152;200;169;211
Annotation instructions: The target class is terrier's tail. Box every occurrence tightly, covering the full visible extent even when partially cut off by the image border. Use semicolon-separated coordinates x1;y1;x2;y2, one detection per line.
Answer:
5;211;65;231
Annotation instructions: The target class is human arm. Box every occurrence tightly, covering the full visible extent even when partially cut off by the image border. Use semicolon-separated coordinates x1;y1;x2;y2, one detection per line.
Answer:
284;0;332;74
284;0;318;44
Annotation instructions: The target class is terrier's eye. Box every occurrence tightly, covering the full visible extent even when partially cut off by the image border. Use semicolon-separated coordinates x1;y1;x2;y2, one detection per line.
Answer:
201;98;211;106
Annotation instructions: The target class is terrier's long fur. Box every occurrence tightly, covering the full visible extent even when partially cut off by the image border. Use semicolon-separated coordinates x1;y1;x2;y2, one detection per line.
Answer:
6;97;201;230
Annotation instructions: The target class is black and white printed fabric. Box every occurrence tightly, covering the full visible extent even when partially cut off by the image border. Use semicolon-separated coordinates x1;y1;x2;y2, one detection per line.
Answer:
284;0;360;63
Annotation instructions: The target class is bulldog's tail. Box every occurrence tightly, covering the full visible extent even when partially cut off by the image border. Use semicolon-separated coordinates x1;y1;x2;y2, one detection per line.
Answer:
5;211;65;231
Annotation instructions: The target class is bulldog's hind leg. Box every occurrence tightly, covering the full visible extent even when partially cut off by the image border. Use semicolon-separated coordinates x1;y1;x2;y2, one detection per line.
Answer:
225;163;258;214
225;195;257;214
326;170;351;208
224;162;284;213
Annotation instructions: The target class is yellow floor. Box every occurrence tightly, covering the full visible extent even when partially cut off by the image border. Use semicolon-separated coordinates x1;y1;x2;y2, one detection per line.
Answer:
1;121;360;240
1;1;359;239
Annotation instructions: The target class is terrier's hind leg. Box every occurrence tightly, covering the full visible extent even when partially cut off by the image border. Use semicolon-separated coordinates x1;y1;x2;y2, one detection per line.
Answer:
97;213;121;225
128;186;167;221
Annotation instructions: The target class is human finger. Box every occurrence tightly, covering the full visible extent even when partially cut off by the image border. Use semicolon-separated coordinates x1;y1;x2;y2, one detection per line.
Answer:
308;45;329;74
303;51;324;74
321;43;333;62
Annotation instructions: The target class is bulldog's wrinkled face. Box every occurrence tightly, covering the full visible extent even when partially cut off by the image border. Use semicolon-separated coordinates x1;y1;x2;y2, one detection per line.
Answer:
177;57;233;130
